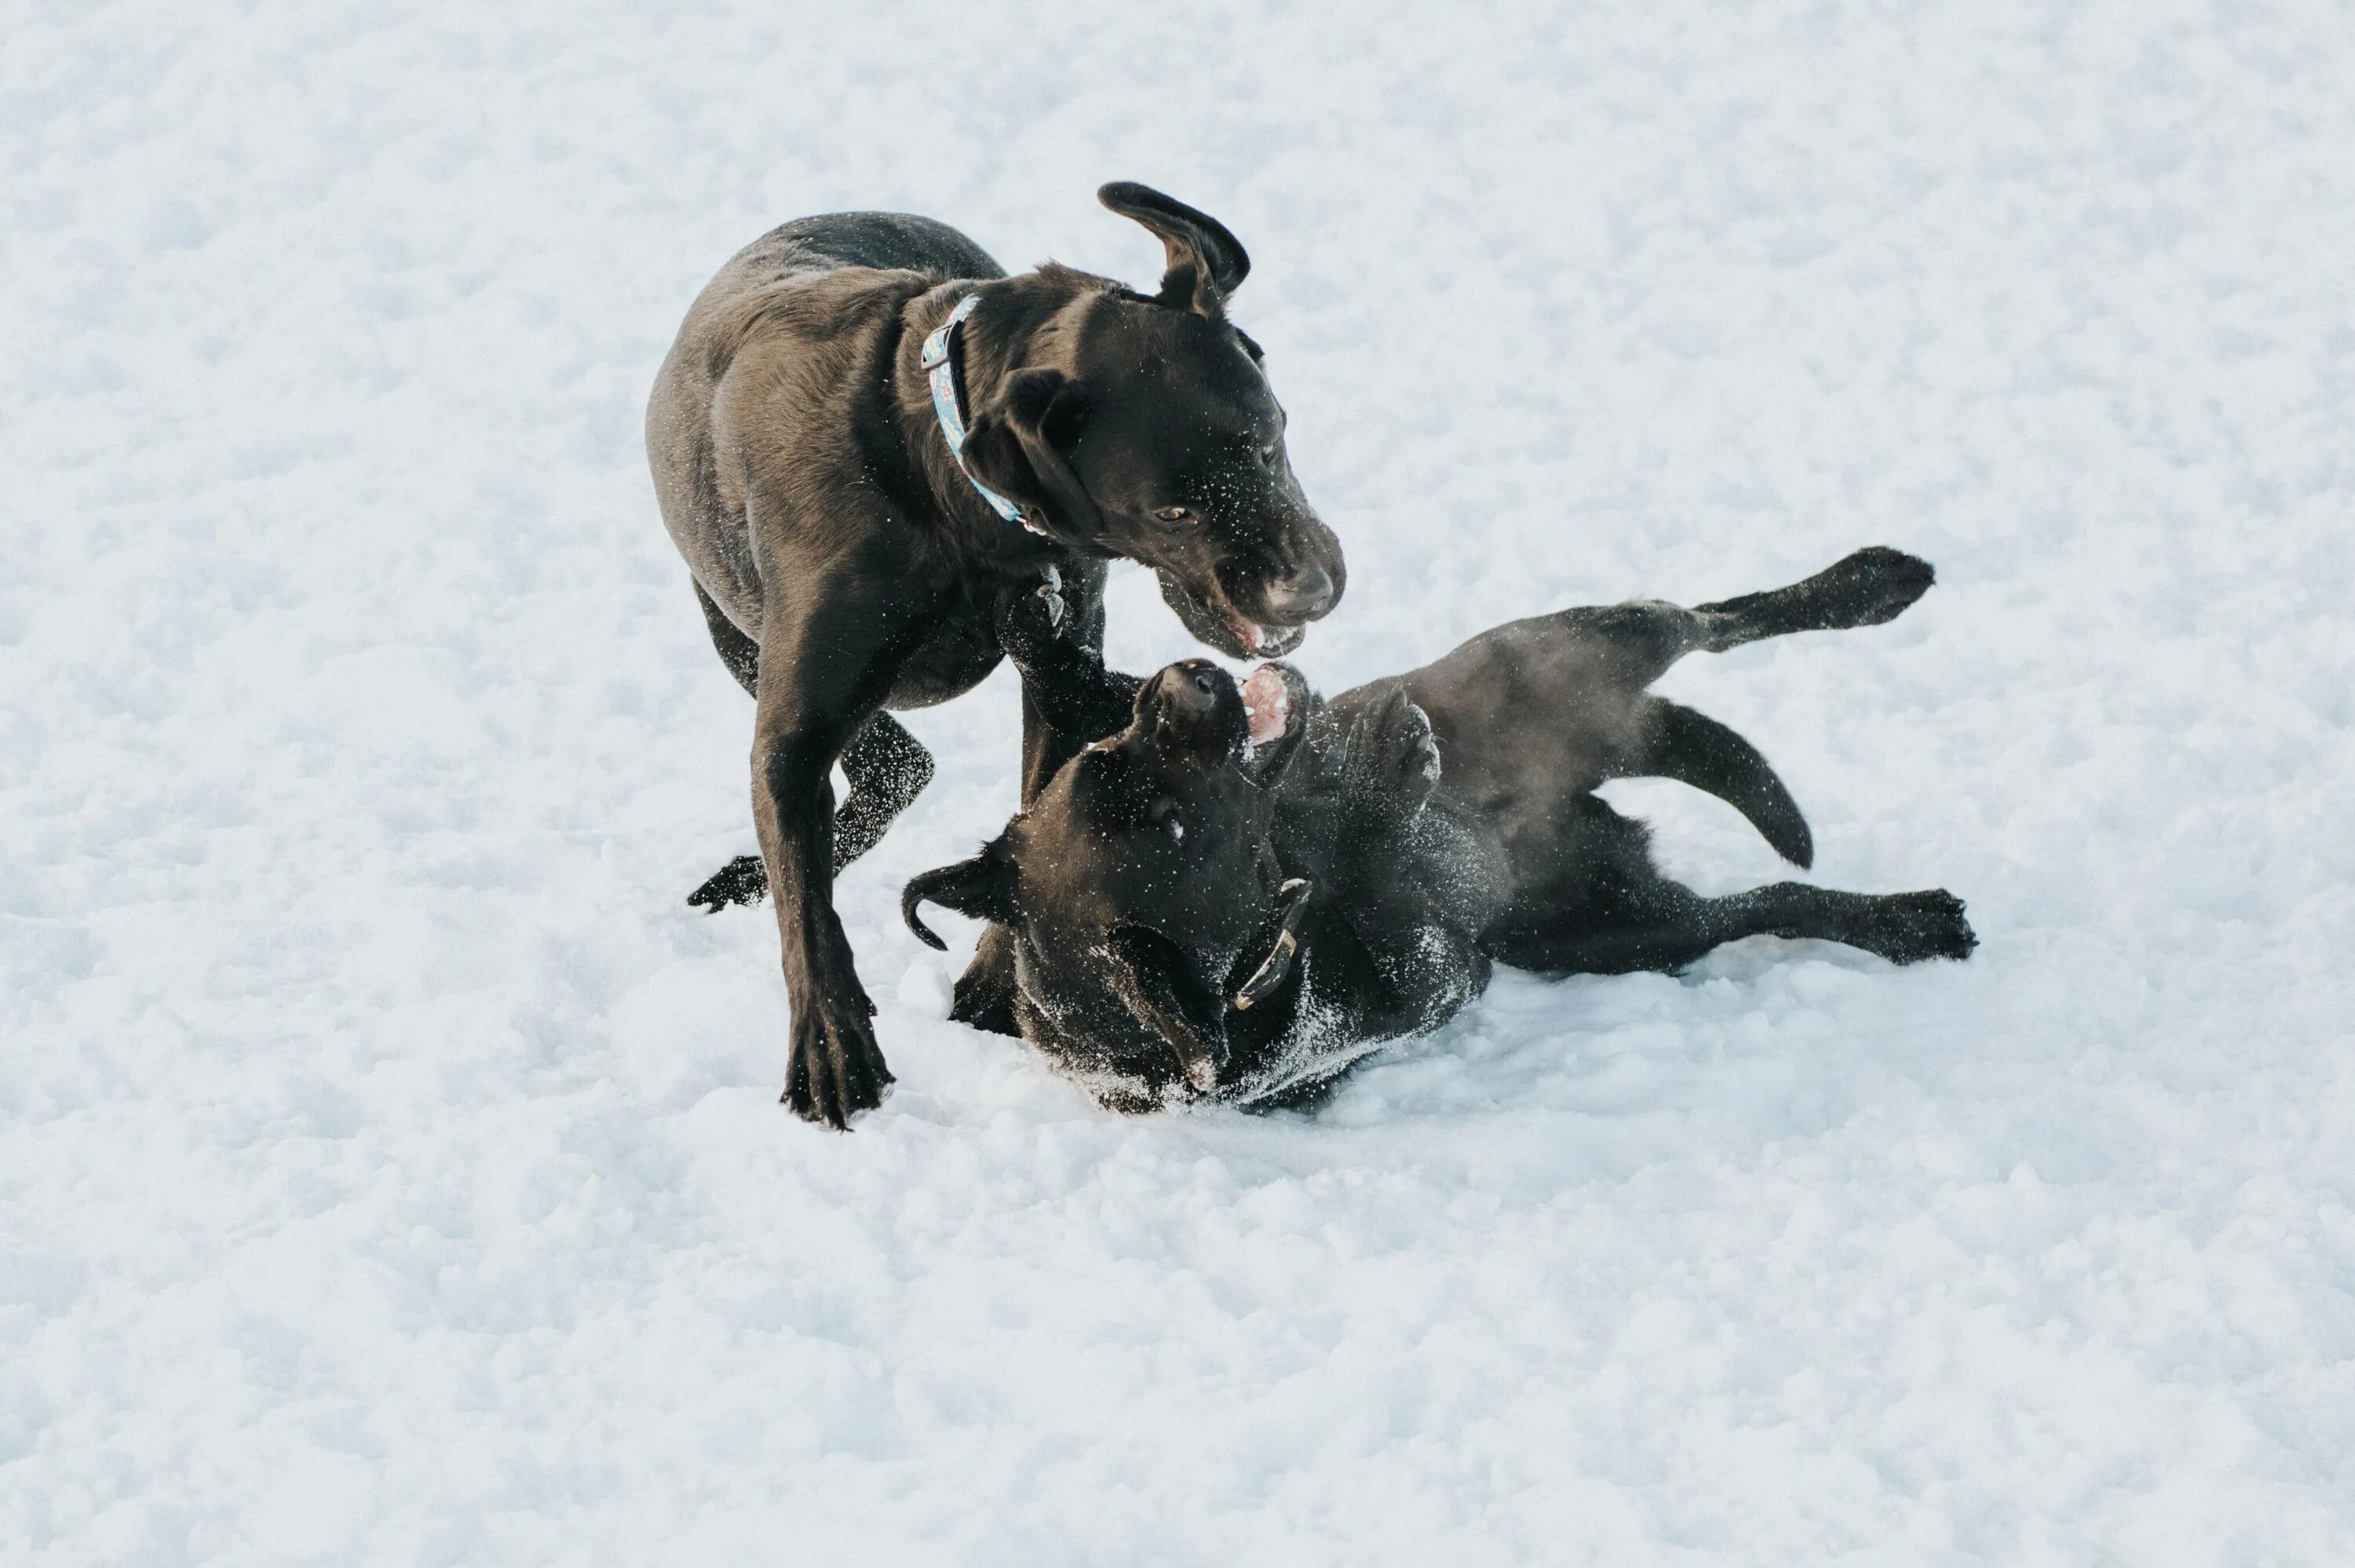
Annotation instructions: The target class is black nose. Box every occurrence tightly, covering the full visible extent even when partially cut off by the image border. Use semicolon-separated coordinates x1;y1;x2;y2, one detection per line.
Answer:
1161;662;1224;714
1264;565;1335;622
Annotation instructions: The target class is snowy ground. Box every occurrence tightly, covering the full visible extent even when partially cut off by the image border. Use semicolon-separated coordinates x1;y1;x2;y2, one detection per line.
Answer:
7;1;2354;1562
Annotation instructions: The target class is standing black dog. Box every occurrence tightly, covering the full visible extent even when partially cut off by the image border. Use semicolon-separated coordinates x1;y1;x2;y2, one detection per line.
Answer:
904;549;1976;1108
647;184;1344;1126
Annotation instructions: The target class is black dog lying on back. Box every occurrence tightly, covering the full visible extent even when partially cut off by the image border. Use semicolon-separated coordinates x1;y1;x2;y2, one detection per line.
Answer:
904;548;1977;1108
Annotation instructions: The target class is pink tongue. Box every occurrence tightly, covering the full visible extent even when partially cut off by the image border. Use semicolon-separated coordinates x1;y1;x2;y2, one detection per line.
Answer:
1227;613;1265;655
1241;665;1290;746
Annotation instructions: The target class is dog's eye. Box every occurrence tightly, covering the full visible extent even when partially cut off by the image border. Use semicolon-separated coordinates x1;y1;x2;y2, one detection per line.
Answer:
1257;442;1280;466
1152;505;1195;527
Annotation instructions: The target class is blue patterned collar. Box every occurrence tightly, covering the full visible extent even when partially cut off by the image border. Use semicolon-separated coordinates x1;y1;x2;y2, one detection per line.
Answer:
919;294;1046;536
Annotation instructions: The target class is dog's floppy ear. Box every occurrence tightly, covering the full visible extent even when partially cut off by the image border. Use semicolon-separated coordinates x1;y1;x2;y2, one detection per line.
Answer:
901;838;1018;950
961;368;1102;542
1098;181;1250;319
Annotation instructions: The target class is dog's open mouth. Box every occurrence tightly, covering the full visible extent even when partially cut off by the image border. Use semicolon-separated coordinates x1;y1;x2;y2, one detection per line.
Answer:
1157;570;1309;660
1224;608;1303;659
1240;665;1291;747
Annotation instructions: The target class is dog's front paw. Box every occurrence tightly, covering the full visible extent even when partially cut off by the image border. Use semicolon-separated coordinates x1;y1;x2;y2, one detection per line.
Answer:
1345;686;1441;819
1386;698;1442;802
993;569;1069;673
783;934;893;1128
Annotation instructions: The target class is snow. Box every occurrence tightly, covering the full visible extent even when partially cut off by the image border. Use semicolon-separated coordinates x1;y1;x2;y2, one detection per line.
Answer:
6;1;2354;1561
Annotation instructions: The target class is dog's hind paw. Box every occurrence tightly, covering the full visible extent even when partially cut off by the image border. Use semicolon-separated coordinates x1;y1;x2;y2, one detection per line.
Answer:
1865;889;1977;964
688;854;770;911
1820;546;1937;629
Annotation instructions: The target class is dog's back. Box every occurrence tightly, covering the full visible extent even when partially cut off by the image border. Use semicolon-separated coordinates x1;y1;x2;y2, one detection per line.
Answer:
644;213;1004;634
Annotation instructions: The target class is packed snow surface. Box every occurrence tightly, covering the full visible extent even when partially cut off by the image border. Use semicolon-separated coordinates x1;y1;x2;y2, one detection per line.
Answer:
6;2;2353;1562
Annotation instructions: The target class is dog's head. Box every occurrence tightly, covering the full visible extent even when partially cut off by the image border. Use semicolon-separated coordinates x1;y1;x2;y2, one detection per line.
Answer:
904;661;1313;1099
958;184;1345;660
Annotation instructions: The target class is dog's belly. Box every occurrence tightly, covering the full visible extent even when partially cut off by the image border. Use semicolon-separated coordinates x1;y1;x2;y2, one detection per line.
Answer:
885;607;1004;709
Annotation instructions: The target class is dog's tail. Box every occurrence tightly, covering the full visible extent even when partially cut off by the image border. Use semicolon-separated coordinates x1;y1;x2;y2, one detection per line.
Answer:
1641;702;1813;868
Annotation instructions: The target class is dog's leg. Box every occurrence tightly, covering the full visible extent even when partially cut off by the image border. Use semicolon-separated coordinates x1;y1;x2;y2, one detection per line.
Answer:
994;567;1142;746
750;585;918;1128
1546;547;1939;695
685;590;935;908
1535;881;1977;973
695;579;761;697
1013;560;1130;797
948;927;1020;1037
1637;701;1813;867
1688;546;1934;651
952;562;1130;1039
1487;794;1973;973
832;713;935;872
1539;545;1931;682
682;582;772;911
1506;872;1976;975
688;855;770;911
1513;551;1932;867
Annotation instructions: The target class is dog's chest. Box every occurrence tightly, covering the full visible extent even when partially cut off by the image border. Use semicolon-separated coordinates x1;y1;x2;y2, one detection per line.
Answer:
885;603;1006;709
